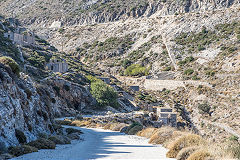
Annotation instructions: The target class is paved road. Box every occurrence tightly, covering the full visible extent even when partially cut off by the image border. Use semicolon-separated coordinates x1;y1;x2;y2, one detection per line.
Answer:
11;126;175;160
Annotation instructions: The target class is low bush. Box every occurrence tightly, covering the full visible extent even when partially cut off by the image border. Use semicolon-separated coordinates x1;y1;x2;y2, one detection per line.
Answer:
103;123;113;130
48;136;65;145
137;127;157;138
0;56;20;75
124;64;149;77
227;139;240;159
198;102;211;114
71;120;91;127
9;145;38;157
166;134;204;158
176;146;200;160
149;127;176;145
66;128;82;134
28;138;56;149
55;119;72;126
184;69;194;75
111;123;127;131
67;133;81;140
128;125;143;135
187;150;210;160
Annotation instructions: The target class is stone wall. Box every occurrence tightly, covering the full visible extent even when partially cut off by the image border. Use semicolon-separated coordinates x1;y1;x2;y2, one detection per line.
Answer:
46;60;68;73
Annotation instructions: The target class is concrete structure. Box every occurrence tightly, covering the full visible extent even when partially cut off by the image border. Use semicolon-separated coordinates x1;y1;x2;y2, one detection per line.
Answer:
46;59;68;73
130;86;139;92
99;77;110;84
152;106;177;127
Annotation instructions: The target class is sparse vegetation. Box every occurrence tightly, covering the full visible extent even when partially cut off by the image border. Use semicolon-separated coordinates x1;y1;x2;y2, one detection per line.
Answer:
166;134;205;158
198;102;211;114
124;64;149;77
0;56;20;75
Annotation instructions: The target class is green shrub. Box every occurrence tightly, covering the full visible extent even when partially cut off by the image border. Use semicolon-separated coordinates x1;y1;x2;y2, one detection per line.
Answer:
237;35;240;40
121;59;132;69
0;56;20;75
128;125;143;135
9;145;38;157
28;138;56;149
184;69;194;75
124;64;149;76
90;81;119;108
163;66;171;71
86;75;101;83
198;102;211;114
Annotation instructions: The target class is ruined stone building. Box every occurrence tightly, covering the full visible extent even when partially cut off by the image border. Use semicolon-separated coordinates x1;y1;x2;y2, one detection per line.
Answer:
3;18;35;46
150;106;177;127
46;59;68;73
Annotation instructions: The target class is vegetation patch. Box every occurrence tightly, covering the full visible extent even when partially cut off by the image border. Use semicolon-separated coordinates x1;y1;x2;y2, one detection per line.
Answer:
0;56;20;75
166;134;205;158
124;64;149;77
90;80;119;108
9;145;38;157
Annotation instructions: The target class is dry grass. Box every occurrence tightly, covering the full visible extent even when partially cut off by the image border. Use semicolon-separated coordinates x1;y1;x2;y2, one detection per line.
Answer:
111;123;127;131
164;130;188;148
103;123;113;130
149;127;177;144
176;146;200;160
71;120;92;127
187;149;210;160
137;127;158;138
166;134;205;158
96;123;105;128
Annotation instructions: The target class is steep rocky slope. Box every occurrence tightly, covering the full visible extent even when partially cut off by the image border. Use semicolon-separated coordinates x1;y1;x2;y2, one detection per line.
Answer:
0;18;96;149
0;0;239;27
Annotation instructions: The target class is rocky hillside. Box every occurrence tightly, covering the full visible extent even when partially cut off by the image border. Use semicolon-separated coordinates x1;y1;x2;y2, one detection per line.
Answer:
0;18;96;149
0;0;239;27
0;0;239;154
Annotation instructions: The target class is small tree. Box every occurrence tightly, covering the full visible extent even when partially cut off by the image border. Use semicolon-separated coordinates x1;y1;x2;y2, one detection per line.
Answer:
90;81;119;108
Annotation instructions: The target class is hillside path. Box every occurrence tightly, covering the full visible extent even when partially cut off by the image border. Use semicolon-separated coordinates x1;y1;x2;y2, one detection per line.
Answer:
11;126;174;160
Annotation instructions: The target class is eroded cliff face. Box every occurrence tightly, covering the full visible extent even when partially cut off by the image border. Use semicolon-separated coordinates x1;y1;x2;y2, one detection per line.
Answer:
0;64;95;149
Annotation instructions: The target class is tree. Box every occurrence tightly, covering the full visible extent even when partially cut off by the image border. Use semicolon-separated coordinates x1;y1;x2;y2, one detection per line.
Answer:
90;81;119;108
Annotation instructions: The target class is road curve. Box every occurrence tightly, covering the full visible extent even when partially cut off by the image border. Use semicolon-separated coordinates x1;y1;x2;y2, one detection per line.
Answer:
11;126;175;160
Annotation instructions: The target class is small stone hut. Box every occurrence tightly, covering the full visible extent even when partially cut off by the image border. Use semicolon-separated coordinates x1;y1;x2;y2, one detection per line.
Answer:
46;59;68;73
152;106;177;127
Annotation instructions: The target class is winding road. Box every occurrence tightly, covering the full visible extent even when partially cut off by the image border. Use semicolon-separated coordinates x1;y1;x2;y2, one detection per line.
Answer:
11;126;175;160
